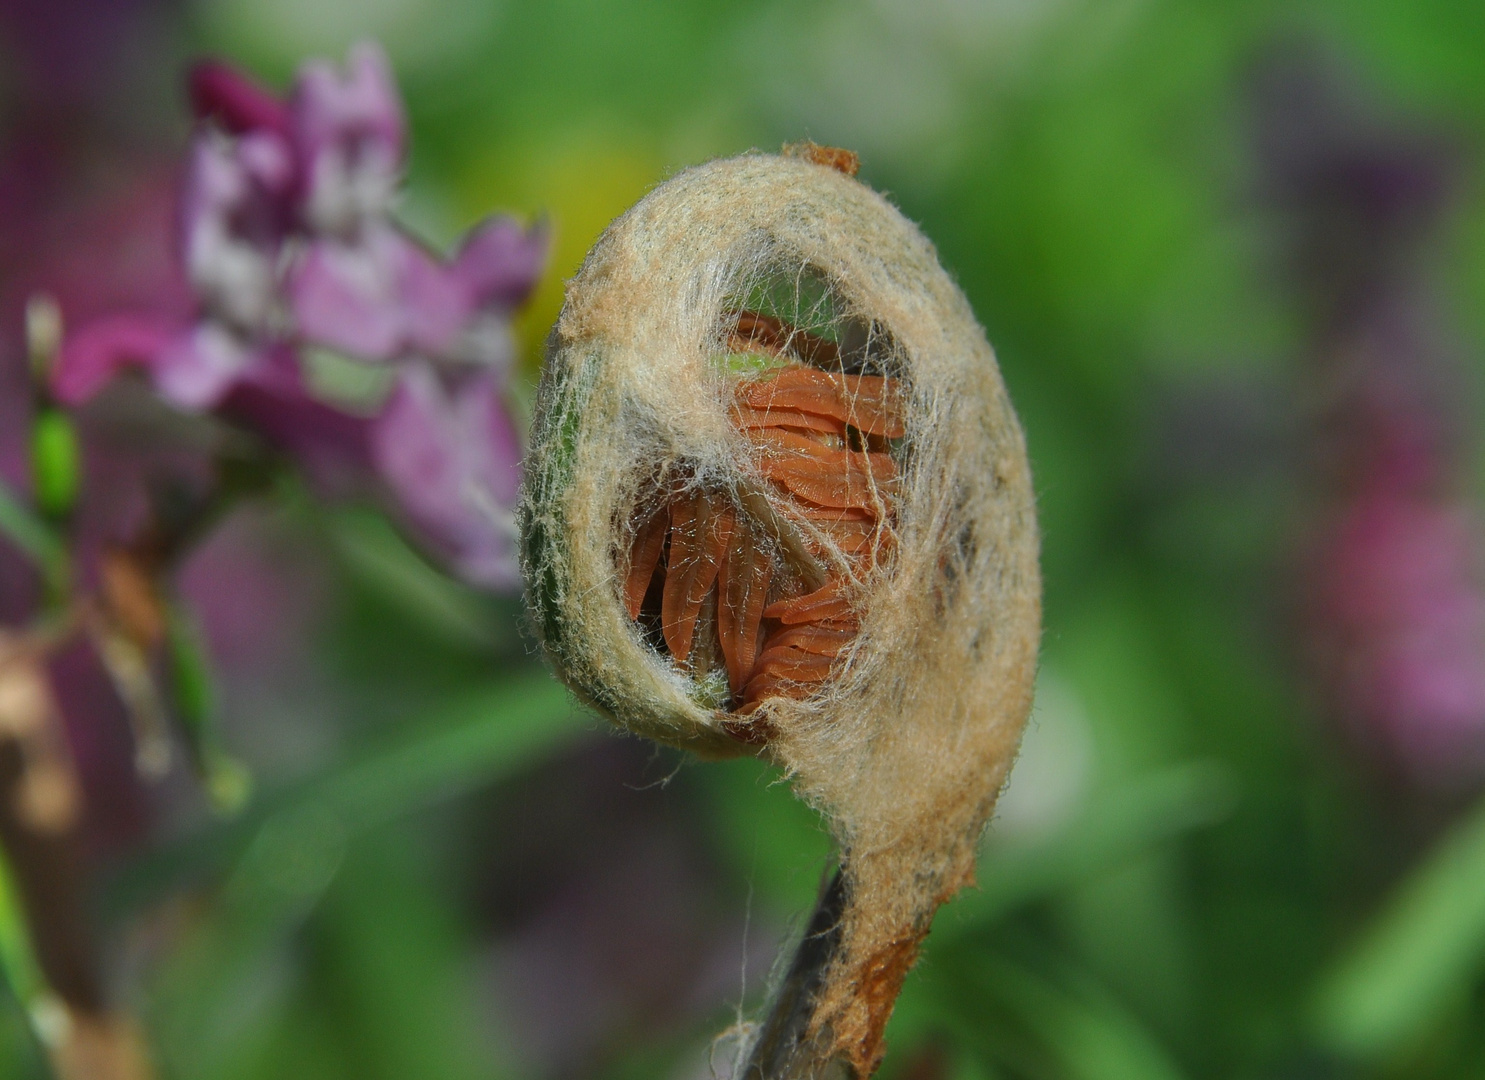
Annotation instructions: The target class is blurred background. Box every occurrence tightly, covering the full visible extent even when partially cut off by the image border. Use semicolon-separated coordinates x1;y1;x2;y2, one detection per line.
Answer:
5;0;1485;1078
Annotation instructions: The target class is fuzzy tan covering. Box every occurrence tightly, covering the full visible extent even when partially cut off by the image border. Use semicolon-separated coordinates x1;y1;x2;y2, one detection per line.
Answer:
520;152;1041;1075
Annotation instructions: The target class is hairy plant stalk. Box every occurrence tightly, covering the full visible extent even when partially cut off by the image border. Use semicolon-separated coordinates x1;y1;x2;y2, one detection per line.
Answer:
742;869;853;1079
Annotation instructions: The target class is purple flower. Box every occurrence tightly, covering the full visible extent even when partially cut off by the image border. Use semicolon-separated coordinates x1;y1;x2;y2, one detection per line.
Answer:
290;42;405;237
1260;52;1485;786
1311;487;1485;784
54;120;299;410
53;42;548;591
370;364;522;587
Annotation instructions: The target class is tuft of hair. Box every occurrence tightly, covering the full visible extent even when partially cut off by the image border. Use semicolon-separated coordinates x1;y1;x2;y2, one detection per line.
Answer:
783;140;860;177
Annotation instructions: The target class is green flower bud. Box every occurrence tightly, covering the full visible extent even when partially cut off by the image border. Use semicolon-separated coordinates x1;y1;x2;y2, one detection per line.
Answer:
30;410;80;521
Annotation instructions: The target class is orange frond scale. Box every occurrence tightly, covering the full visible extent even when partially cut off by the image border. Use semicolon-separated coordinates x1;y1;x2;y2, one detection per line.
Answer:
620;312;905;730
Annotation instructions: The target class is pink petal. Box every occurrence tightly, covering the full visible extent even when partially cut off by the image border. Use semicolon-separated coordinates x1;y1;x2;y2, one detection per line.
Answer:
55;315;266;411
458;371;523;508
289;232;406;359
153;322;264;409
453;216;549;310
370;365;522;588
291;42;406;233
1313;484;1485;780
399;238;474;356
188;59;291;137
292;42;404;158
290;225;470;361
53;314;177;405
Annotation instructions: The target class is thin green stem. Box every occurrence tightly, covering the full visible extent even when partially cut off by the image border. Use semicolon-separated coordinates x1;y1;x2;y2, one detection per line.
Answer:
0;479;69;601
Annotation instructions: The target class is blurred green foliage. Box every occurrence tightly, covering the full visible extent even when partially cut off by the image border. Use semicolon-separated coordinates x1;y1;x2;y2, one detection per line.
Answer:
11;0;1485;1077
